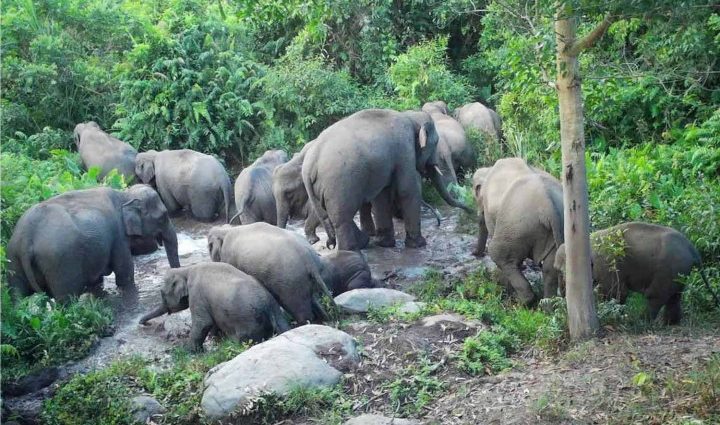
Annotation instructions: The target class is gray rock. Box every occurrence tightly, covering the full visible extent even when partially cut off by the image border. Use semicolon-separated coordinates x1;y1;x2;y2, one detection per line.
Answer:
201;324;359;419
396;301;426;314
344;414;423;425
421;313;481;328
334;288;415;313
131;395;165;423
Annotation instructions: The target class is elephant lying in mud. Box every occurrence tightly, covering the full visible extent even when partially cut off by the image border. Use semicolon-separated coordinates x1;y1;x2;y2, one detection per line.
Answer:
135;149;233;222
302;109;472;251
422;101;475;187
207;223;334;324
6;185;180;301
554;222;720;324
320;250;381;296
473;158;563;306
232;149;288;225
139;262;289;351
73;121;137;182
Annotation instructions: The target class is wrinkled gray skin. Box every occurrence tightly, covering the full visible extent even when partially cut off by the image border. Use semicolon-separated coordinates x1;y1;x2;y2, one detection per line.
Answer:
135;149;232;222
6;185;180;301
474;158;563;306
422;101;475;187
319;250;381;296
302;109;472;251
207;223;334;324
273;142;325;244
231;149;288;225
554;222;705;324
139;262;289;351
454;102;503;143
73;121;137;182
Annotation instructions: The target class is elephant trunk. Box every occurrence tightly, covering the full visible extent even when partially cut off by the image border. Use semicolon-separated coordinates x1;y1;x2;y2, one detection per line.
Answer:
429;167;473;214
161;222;180;268
139;303;168;325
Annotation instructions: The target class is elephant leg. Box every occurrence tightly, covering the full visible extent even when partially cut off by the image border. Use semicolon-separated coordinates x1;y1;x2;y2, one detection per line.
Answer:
371;188;395;247
490;242;537;306
360;203;376;236
396;172;425;248
473;212;489;257
336;220;369;251
304;209;321;245
663;291;682;325
311;297;330;323
111;245;135;289
189;315;214;352
157;186;181;215
541;259;559;298
189;189;219;221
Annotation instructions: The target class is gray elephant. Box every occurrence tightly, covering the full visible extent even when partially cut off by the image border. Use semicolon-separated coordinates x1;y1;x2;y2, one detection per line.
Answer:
422;101;475;187
135;149;232;222
302;109;472;251
454;102;503;142
138;262;290;351
474;158;563;305
207;223;334;324
6;185;180;301
73;121;137;182
320;250;380;296
232;149;288;225
554;222;719;324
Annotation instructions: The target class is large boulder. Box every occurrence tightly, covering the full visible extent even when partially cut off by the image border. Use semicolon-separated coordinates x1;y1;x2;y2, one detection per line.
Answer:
201;325;359;419
334;288;415;313
345;414;423;424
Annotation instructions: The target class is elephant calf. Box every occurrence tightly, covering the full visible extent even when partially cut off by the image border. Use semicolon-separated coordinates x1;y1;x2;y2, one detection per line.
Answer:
208;222;334;324
320;250;380;296
139;262;289;351
554;222;717;324
135;149;233;222
232;149;288;226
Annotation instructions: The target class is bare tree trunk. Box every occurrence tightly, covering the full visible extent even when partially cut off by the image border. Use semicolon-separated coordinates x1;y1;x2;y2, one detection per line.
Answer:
555;13;600;340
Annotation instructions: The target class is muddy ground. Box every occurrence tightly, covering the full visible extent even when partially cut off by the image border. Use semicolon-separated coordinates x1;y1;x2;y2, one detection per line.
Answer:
4;207;720;424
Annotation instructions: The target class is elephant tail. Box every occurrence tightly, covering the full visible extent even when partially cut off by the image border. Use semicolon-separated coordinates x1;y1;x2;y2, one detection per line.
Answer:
699;269;720;309
301;162;336;248
19;247;43;294
222;177;233;224
539;192;565;264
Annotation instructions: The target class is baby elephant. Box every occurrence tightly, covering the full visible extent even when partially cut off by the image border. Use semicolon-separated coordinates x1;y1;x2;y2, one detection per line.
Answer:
554;222;715;324
139;262;289;351
320;250;380;296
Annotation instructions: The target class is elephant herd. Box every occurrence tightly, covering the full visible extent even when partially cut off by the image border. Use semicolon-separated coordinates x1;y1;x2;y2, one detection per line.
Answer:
6;100;714;351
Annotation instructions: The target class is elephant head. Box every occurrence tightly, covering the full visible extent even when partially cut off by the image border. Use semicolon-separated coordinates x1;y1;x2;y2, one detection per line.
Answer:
255;149;289;167
73;121;101;148
422;101;449;115
207;225;233;261
401;111;473;214
135;150;159;185
472;167;491;207
139;267;189;324
121;184;180;268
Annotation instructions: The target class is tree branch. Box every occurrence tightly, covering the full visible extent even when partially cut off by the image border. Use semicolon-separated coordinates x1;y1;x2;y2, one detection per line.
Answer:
567;14;615;57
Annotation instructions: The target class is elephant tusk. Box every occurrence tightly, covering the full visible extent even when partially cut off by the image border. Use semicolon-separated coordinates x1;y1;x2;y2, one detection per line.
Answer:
434;165;444;176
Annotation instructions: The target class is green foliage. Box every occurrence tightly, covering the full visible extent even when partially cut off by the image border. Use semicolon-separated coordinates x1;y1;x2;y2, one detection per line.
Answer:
459;327;519;375
680;266;720;325
385;356;445;415
248;385;354;424
3;127;71;158
1;287;113;384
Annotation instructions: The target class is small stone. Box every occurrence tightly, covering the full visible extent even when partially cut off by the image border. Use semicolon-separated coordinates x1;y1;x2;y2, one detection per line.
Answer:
396;301;426;314
334;288;415;313
344;414;423;424
131;395;165;423
421;313;480;328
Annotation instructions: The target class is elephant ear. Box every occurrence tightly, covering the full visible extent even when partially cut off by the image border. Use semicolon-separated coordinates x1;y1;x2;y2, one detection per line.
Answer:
122;199;143;236
419;125;428;148
138;159;155;184
208;234;224;261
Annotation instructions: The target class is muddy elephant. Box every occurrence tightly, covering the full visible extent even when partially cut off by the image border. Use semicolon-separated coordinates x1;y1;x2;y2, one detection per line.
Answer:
454;102;503;142
232;149;288;225
302;109;472;251
135;149;232;222
320;250;380;296
139;262;289;351
554;222;718;324
207;223;334;324
422;101;475;186
73;121;137;182
6;185;180;301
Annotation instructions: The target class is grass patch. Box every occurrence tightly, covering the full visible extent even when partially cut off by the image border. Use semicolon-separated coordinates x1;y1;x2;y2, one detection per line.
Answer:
244;385;355;424
1;287;113;384
366;302;429;324
458;327;519;375
385;356;445;416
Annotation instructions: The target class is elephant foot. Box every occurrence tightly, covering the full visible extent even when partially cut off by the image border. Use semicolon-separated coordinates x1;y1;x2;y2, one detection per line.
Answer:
306;234;320;245
405;235;427;249
471;247;486;257
517;292;538;308
375;236;396;248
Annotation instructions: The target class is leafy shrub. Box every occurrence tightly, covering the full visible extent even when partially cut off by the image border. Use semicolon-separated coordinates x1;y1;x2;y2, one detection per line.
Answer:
3;127;72;159
386;356;445;415
681;266;720;325
248;385;353;424
459;327;519;375
1;287;113;383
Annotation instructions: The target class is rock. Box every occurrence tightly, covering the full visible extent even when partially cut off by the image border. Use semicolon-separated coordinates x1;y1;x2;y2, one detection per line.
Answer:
344;414;423;425
396;301;426;314
131;395;165;423
2;367;59;397
421;313;480;328
201;324;359;419
334;288;415;313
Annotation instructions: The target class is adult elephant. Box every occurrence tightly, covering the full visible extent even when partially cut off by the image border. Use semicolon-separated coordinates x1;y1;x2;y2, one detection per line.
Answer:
135;149;232;222
454;102;503;156
231;149;288;225
73;121;137;182
422;101;475;188
302;109;472;251
6;185;180;301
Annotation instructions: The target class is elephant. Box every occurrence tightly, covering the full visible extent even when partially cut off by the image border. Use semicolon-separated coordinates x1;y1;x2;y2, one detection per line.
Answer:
301;109;472;251
207;222;334;324
135;149;232;222
231;149;288;225
6;185;180;301
453;102;503;142
320;250;381;296
138;262;290;351
553;222;719;324
273;142;324;244
422;101;476;187
73;121;137;182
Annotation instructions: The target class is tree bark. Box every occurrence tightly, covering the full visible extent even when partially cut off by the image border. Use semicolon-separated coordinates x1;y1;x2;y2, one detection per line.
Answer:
555;12;600;340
